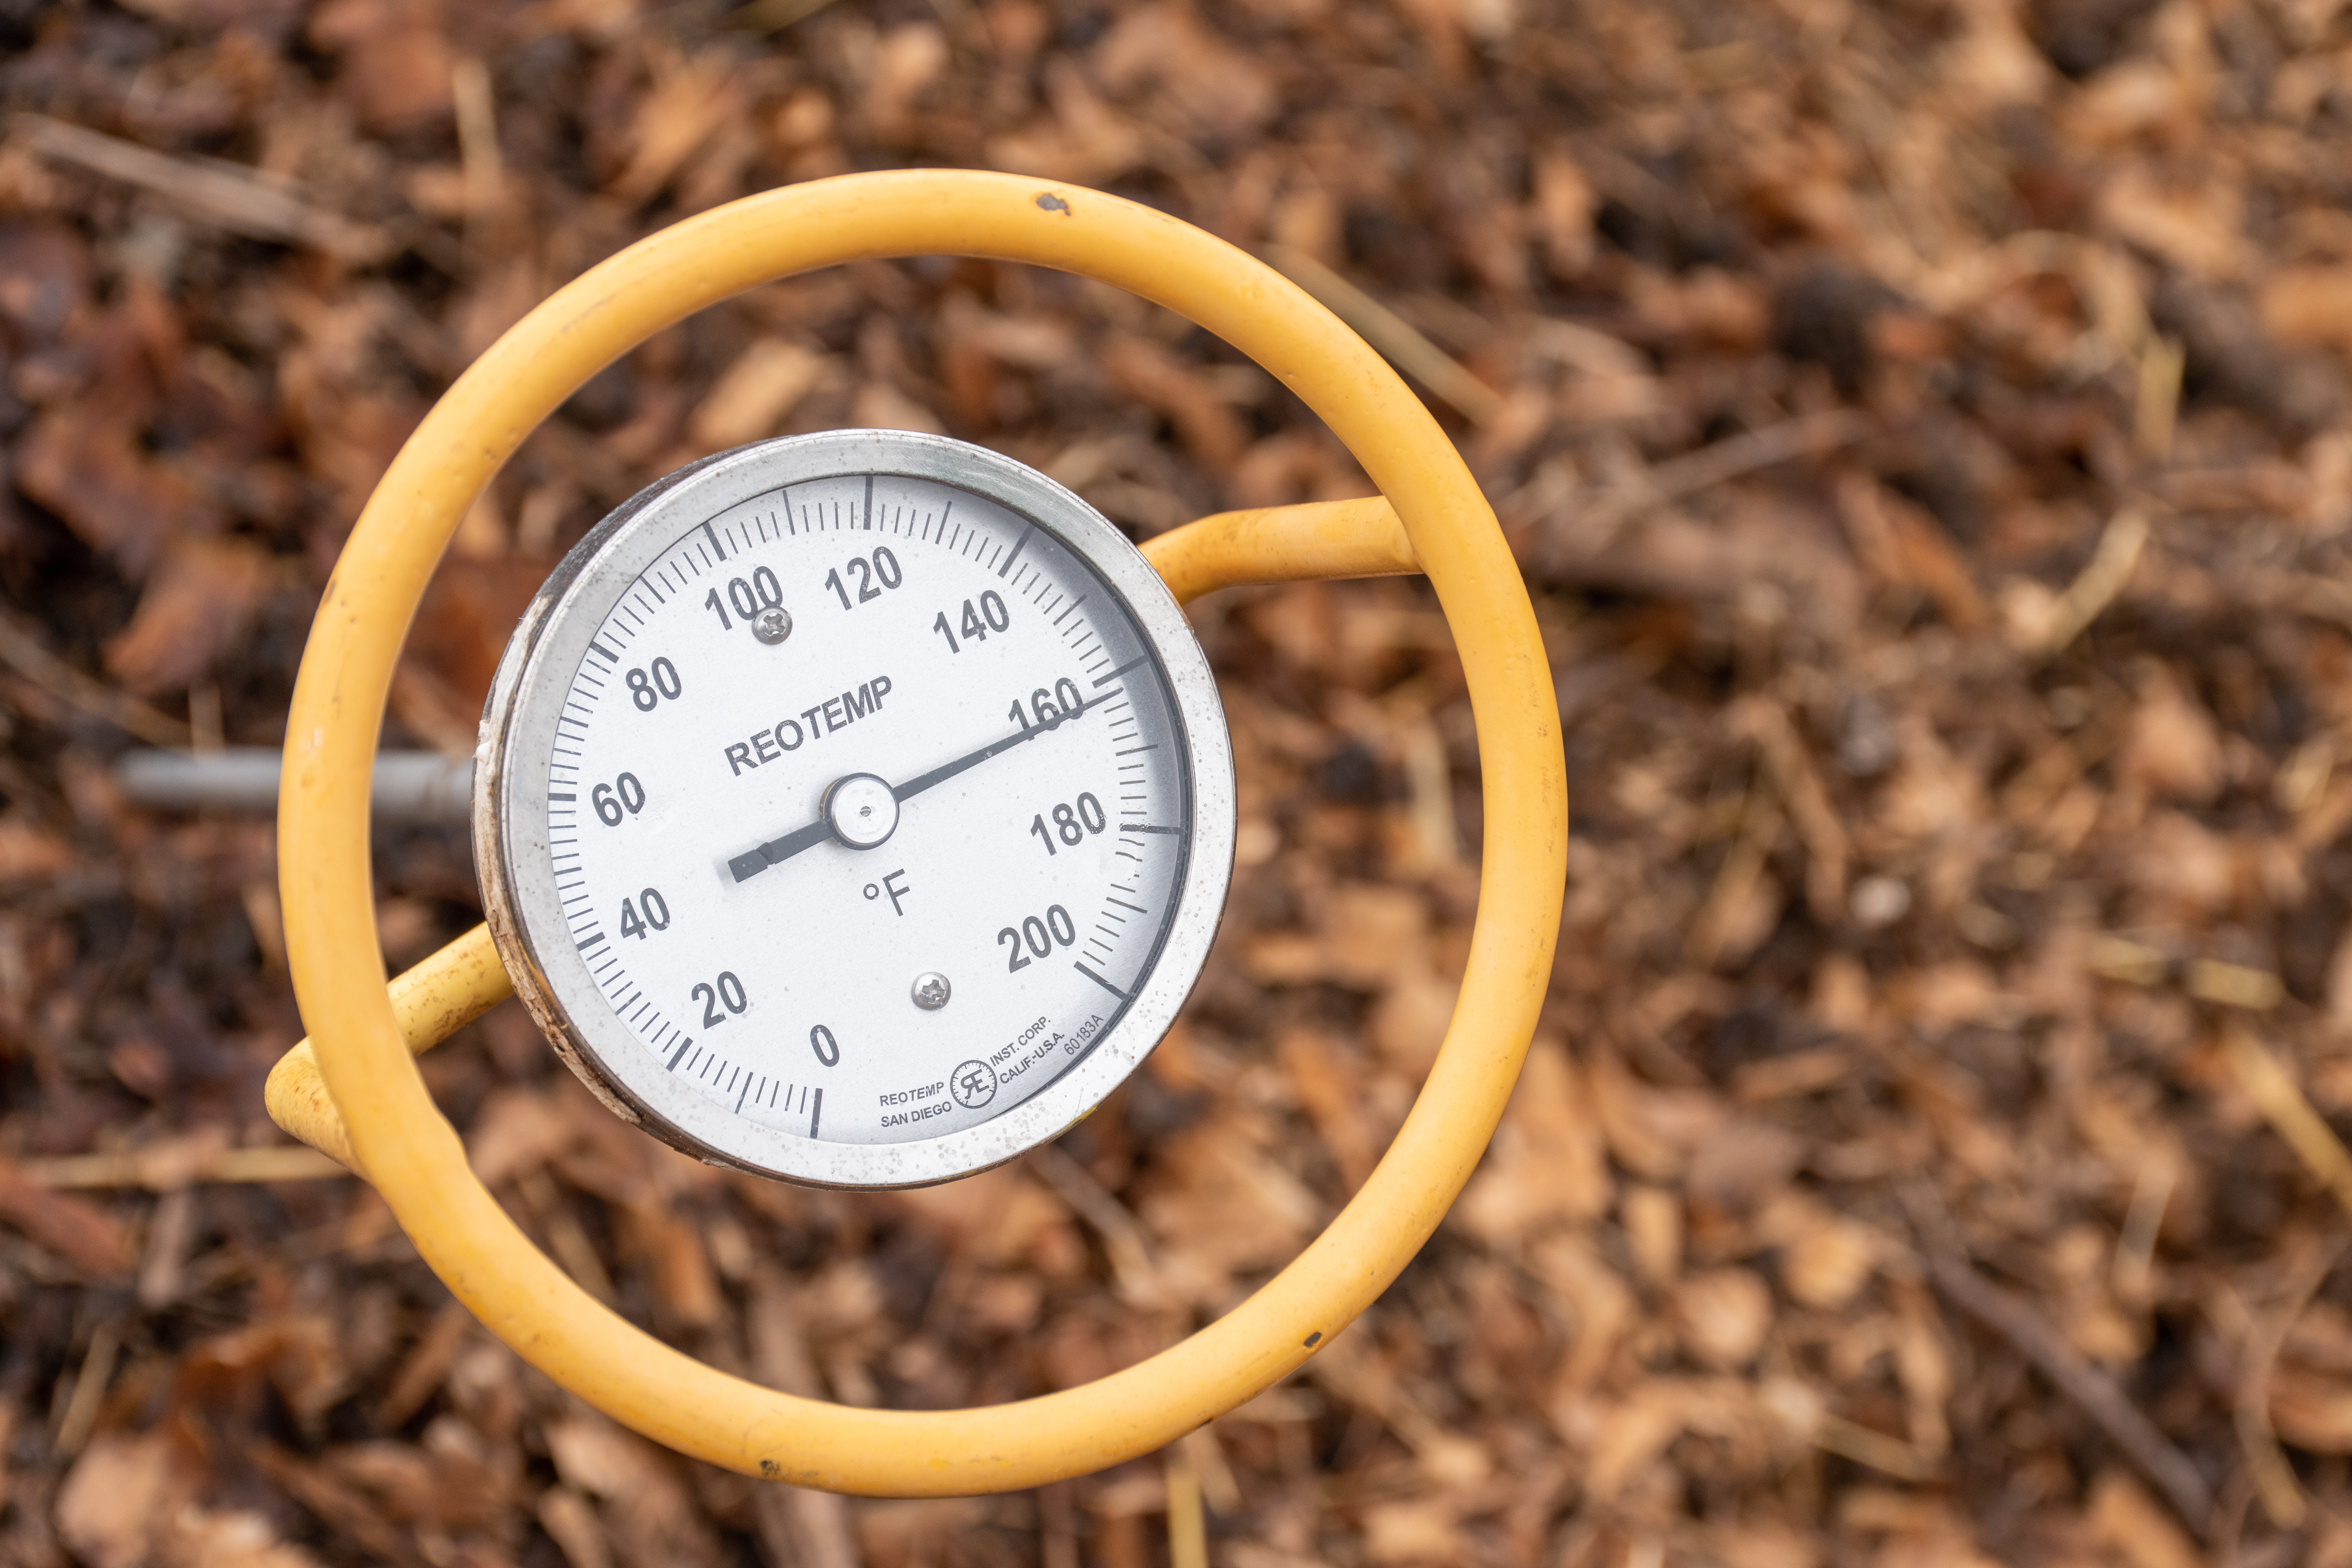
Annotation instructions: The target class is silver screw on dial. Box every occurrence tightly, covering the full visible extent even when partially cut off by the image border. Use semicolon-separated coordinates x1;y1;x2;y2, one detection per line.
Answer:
911;973;951;1010
753;606;792;644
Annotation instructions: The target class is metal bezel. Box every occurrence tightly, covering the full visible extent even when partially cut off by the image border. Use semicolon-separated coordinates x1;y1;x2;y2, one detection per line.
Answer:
474;431;1236;1189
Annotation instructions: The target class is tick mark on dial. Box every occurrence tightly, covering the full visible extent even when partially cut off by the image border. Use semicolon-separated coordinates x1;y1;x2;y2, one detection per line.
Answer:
997;523;1033;579
1073;962;1127;1000
1093;655;1147;688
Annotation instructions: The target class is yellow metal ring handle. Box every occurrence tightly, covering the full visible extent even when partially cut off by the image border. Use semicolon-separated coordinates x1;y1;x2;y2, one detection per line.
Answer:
280;170;1566;1495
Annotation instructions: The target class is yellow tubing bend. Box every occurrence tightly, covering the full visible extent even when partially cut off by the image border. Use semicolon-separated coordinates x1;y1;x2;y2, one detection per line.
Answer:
1142;495;1417;603
265;923;513;1171
263;497;1416;1168
278;171;1565;1495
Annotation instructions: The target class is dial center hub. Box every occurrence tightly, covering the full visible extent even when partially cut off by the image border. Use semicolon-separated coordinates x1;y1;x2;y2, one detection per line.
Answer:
824;773;899;849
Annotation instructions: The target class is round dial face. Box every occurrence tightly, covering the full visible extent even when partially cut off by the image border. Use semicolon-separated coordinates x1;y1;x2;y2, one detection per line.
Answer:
476;432;1235;1188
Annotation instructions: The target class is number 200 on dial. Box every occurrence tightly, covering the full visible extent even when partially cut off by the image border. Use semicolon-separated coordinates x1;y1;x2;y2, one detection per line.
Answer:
476;431;1236;1189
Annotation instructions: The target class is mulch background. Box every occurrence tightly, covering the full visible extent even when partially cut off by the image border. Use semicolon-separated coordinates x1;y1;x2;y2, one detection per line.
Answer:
5;0;2352;1564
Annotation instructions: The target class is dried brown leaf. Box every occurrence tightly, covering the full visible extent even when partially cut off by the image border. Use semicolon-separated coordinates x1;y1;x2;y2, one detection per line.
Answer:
17;414;220;579
102;536;273;697
0;1161;132;1275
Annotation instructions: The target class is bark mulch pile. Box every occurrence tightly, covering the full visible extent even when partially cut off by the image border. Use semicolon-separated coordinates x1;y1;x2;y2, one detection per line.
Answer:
5;0;2352;1563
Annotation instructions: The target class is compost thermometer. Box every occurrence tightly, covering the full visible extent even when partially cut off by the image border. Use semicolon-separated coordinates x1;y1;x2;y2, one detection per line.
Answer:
477;430;1235;1189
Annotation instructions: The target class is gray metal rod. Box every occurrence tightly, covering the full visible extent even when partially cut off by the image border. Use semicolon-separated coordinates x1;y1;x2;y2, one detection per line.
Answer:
116;748;475;824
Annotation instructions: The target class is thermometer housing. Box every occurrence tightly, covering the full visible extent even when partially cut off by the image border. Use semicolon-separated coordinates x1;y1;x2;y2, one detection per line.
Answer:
474;431;1235;1188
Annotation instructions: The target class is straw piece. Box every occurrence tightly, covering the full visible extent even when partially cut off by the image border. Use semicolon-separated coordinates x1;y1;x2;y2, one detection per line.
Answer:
2005;508;2151;661
1164;1442;1208;1568
2229;1029;2352;1221
1927;1253;2214;1536
13;113;393;263
0;600;190;748
17;1143;347;1189
2236;1237;2343;1528
1261;244;1503;425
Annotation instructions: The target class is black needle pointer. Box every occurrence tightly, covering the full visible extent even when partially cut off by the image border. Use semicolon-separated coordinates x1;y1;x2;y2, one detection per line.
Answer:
726;688;1122;883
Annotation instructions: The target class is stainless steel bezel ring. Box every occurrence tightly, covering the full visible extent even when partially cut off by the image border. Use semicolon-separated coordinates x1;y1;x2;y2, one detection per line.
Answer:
472;430;1238;1189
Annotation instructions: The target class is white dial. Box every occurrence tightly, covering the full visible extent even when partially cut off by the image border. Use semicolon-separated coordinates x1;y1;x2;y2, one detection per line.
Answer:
476;432;1234;1188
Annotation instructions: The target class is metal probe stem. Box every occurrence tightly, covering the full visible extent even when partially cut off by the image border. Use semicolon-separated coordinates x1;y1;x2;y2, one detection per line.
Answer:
116;748;474;824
